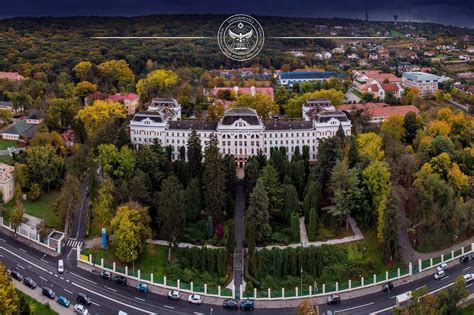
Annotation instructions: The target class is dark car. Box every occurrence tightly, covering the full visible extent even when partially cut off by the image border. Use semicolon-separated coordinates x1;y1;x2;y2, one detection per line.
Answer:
382;281;394;293
470;253;474;260
42;287;55;299
77;293;91;306
113;275;127;286
327;294;341;305
240;299;255;311
10;270;24;281
460;255;470;263
100;270;112;280
223;299;239;310
23;277;37;289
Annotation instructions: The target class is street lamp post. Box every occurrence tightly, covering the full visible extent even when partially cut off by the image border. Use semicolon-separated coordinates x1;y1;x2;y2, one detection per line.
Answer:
131;251;135;277
300;267;303;298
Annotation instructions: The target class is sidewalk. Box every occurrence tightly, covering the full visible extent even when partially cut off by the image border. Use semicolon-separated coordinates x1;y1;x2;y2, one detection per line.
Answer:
85;237;225;249
15;280;75;315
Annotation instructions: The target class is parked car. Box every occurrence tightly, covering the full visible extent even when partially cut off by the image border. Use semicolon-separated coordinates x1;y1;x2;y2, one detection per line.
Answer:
113;275;127;286
187;294;202;304
460;255;470;263
10;270;23;281
100;270;112;280
57;295;71;308
382;281;394;293
74;304;89;315
223;299;239;310
240;299;255;311
434;270;446;280
58;259;64;274
470;253;474;260
463;273;474;283
167;290;181;300
42;287;55;299
327;294;341;305
77;293;91;305
23;277;37;289
135;283;149;293
437;263;448;272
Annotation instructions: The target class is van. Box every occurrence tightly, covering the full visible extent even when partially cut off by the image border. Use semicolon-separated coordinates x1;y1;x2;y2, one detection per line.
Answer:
58;259;64;274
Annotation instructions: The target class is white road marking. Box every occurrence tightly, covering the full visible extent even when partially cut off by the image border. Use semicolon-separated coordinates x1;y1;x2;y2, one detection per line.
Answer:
467;283;473;288
16;264;25;269
64;288;73;294
370;306;394;314
163;305;175;310
419;282;455;299
335;302;375;314
54;274;58;277
441;276;450;280
194;313;205;315
48;271;53;275
19;248;27;253
91;301;101;307
135;297;146;301
0;254;3;257
0;238;5;242
416;285;426;290
69;272;97;285
60;277;64;280
463;267;471;271
66;279;70;283
39;276;48;282
70;282;155;314
0;247;47;273
106;286;117;292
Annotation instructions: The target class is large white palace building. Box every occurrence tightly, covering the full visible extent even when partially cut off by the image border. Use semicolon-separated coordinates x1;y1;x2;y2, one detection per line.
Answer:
130;98;351;166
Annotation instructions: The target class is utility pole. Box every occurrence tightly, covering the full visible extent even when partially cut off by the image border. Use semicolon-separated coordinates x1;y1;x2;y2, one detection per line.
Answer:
300;267;303;298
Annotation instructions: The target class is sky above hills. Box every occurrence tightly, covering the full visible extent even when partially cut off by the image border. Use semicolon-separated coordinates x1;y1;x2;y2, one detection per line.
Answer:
1;0;473;28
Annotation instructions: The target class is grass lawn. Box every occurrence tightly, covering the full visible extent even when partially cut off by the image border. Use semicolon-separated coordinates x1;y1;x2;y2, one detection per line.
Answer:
0;155;14;165
16;289;58;315
4;191;61;228
0;139;18;150
390;30;404;38
461;304;474;315
312;212;353;242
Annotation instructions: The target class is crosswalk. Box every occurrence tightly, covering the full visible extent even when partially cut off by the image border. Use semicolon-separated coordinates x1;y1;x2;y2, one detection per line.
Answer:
66;238;83;249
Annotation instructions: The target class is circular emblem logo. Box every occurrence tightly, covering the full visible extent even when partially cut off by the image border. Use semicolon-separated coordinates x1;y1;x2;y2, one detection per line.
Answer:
217;14;265;62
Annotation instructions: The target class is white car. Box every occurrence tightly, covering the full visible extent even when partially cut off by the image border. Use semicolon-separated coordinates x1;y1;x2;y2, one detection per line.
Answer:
436;263;448;272
188;294;202;304
74;304;88;315
167;290;181;300
58;259;64;274
463;273;474;283
434;270;446;280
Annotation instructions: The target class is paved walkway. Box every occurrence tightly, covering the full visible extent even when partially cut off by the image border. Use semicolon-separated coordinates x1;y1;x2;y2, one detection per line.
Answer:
299;216;309;245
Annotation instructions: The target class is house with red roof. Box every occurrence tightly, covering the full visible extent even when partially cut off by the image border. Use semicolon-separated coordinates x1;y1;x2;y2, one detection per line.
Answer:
108;93;139;115
0;72;24;81
338;102;419;123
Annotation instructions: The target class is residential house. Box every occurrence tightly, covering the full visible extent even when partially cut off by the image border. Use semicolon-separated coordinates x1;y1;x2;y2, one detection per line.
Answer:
0;72;23;81
278;71;344;87
1;111;43;141
402;72;441;96
338;102;419;123
108;93;139;115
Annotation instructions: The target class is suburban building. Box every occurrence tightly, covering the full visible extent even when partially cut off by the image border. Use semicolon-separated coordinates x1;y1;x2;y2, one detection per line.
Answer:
130;98;351;167
1;111;43;140
108;93;139;115
0;163;15;203
338;102;420;123
0;72;23;81
278;71;343;87
402;72;441;96
210;86;274;100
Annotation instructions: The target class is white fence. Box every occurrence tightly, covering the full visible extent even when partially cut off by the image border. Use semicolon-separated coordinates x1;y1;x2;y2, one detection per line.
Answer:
78;243;474;301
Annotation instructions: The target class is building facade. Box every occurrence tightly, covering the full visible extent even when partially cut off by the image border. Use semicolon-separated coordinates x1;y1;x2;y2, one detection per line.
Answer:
0;163;15;203
130;98;351;167
278;71;344;87
402;72;440;96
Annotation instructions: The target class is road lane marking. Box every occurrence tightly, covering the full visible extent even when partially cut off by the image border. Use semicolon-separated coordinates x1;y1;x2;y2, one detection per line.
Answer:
135;297;146;301
442;276;450;280
463;267;471;271
106;286;117;292
19;248;27;253
335;302;375;314
64;288;73;294
419;282;455;299
16;264;25;269
60;277;64;280
0;238;5;242
164;305;175;310
370;306;394;314
0;254;3;257
69;272;97;284
39;276;48;282
70;281;155;314
467;283;473;287
91;301;101;307
416;285;426;290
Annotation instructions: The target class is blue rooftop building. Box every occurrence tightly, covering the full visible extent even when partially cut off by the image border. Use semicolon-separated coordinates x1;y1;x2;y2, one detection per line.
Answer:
278;71;345;87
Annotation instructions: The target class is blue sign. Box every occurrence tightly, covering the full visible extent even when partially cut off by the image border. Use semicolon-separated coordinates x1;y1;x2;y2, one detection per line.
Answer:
101;228;107;249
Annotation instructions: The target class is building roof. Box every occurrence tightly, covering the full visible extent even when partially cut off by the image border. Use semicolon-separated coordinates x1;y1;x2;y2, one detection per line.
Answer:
263;120;313;130
27;110;44;120
355;70;400;83
221;108;260;125
108;93;139;102
317;111;349;123
279;71;342;80
0;72;23;81
366;105;420;118
2;120;38;138
132;111;163;123
211;86;274;99
0;163;14;184
337;102;387;112
380;83;401;92
61;128;76;143
402;72;441;81
168;121;218;131
0;101;13;108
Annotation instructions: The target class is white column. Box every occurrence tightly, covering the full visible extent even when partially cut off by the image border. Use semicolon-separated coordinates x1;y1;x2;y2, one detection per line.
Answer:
151;273;153;283
282;288;285;298
232;284;235;299
409;262;413;275
418;259;422;272
218;286;221;296
442;254;444;262
113;262;116;272
125;266;128;275
348;280;351;290
397;268;400;278
190;282;193;291
177;279;180;289
204;284;207;294
309;285;312;295
89;254;92;264
76;246;80;261
430;258;433;267
361;277;364;286
335;282;339;292
462;247;465;255
254;288;257;298
322;284;325;294
386;271;389;280
137;270;141;279
268;288;271;300
296;287;299;297
451;250;454;259
373;274;376;284
164;276;167;286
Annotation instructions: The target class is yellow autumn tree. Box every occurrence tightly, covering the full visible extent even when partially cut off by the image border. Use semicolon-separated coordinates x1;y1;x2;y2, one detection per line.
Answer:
76;100;126;138
207;101;225;121
427;120;451;137
356;132;384;161
381;114;405;142
448;163;469;194
232;93;279;118
0;262;18;314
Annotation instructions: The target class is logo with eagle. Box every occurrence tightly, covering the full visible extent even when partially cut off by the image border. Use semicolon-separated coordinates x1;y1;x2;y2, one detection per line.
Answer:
217;14;265;61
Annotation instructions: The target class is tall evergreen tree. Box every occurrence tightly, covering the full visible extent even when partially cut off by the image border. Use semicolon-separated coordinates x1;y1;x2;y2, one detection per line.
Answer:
303;181;322;222
308;208;318;241
281;184;300;223
203;133;226;221
184;177;201;221
347;136;360;168
290;212;300;243
383;189;400;261
187;130;202;179
247;178;272;243
403;111;420;144
260;164;282;220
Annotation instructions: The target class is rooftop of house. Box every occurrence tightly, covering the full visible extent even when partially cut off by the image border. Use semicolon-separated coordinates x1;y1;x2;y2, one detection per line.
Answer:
132;111;164;123
168;120;218;131
337;102;388;112
1;120;38;138
402;72;441;81
366;105;420;118
27;110;44;120
108;93;139;102
0;72;23;81
221;108;260;126
263;120;314;130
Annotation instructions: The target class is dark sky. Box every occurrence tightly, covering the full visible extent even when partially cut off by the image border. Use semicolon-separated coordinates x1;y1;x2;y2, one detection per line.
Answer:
1;0;473;28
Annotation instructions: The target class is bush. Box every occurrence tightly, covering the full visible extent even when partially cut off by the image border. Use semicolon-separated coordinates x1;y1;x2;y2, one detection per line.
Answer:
27;183;42;201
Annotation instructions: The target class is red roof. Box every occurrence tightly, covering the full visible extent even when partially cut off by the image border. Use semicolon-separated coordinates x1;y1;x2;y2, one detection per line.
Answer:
108;93;139;102
368;84;380;92
0;72;23;81
367;105;419;118
380;83;400;92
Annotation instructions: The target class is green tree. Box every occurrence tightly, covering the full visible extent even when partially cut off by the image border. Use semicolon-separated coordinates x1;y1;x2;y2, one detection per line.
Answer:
136;69;178;101
45;98;80;132
0;109;12;126
382;189;400;261
290;212;300;243
232;93;279;118
92;178;115;228
25;145;64;191
247;178;272;243
356;132;384;162
187;130;202;179
260;164;282;219
303;180;322;221
437;276;469;314
111;202;152;264
27;182;41;201
74;81;97;98
96;59;135;93
207;102;225;121
203;134;226;221
247;222;256;255
284;89;344;118
0;262;18;314
207;215;214;238
308;208;318;241
10;201;24;236
55;174;81;235
157;175;185;261
184;177;202;221
281;184;299;223
73;61;94;81
403;111;421;144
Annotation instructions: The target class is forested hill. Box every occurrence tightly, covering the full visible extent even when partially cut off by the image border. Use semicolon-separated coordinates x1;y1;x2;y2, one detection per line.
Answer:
0;14;472;76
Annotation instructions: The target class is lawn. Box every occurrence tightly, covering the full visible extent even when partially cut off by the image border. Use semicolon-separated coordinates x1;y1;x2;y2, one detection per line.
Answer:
0;139;18;150
4;191;61;228
0;155;14;165
16;289;58;315
461;304;474;315
311;212;353;242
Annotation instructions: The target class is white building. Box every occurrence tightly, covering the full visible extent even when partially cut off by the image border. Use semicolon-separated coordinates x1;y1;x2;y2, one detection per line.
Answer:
402;72;441;96
0;163;15;203
130;98;351;167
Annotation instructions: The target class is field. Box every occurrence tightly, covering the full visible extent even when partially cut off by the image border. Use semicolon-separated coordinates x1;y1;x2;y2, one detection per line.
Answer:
0;139;18;150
